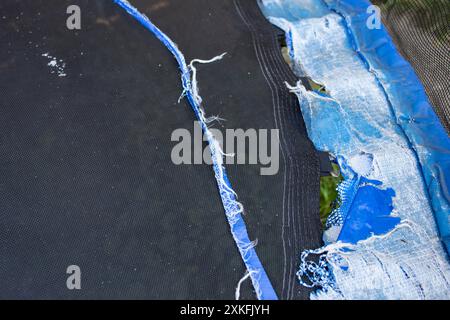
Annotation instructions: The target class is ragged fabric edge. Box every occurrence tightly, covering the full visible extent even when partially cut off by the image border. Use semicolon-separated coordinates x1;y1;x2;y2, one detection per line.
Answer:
258;0;450;298
114;0;278;300
323;0;450;255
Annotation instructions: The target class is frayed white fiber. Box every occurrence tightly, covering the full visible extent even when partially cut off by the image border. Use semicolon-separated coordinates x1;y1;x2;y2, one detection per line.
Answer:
235;271;256;300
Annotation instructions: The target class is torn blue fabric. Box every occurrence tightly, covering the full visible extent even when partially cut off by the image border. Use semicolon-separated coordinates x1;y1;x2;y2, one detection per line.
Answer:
260;0;450;299
114;0;278;300
325;0;450;259
337;177;399;244
326;156;400;244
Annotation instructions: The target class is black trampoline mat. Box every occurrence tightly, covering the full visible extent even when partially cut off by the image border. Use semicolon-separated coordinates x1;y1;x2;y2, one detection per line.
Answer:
0;0;322;299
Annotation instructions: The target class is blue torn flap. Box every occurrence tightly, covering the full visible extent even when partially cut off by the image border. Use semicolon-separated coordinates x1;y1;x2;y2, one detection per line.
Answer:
338;177;399;244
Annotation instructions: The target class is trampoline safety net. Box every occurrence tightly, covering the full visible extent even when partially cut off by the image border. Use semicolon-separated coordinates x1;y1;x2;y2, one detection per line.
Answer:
373;0;450;133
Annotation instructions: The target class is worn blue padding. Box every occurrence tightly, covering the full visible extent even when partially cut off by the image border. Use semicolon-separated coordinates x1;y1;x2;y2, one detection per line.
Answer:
324;0;450;254
114;0;278;299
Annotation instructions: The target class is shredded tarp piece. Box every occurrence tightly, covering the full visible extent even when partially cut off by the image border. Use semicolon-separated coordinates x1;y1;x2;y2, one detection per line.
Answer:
260;0;450;299
114;0;278;300
325;0;450;260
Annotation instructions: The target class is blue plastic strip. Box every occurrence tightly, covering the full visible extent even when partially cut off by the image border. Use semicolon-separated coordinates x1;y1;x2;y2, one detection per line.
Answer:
323;0;450;254
114;0;278;299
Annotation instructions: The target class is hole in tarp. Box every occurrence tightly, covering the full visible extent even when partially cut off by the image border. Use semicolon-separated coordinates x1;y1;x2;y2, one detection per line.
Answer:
276;29;292;66
305;77;329;96
276;29;330;96
320;158;343;227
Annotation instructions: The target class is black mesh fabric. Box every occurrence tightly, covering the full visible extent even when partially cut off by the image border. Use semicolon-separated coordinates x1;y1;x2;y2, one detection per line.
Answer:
0;0;322;299
372;0;450;133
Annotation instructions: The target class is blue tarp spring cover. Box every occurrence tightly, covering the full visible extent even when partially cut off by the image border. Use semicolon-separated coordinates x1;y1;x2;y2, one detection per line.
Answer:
260;0;450;299
329;0;450;256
